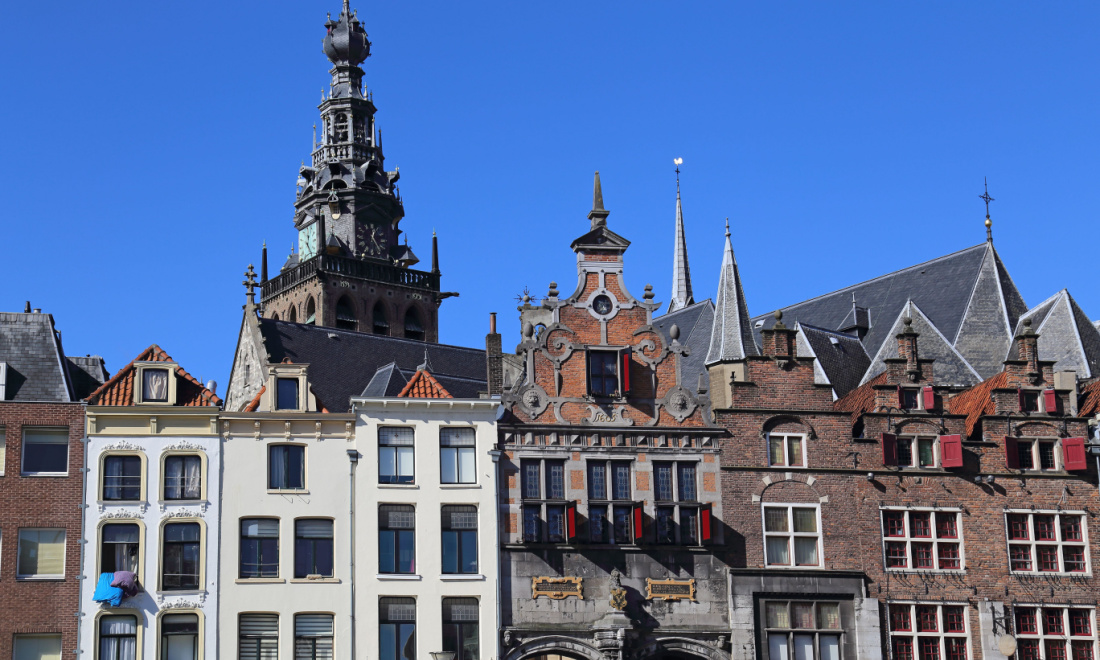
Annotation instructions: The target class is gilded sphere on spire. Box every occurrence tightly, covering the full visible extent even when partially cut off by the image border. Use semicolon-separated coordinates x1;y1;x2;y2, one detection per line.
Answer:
323;5;371;66
984;217;992;228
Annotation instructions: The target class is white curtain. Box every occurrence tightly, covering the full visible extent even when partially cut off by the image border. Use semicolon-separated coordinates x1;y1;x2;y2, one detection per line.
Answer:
99;616;137;660
183;459;201;498
114;544;137;573
166;458;183;499
104;458;123;500
396;447;414;479
144;370;168;400
269;448;288;488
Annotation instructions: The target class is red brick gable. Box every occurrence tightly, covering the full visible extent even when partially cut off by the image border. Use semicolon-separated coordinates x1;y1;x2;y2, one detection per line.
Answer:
397;370;453;399
85;344;221;407
833;371;887;422
947;371;1008;438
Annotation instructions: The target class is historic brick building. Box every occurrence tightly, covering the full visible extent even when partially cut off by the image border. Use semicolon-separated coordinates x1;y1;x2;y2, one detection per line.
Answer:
0;307;106;660
496;174;730;660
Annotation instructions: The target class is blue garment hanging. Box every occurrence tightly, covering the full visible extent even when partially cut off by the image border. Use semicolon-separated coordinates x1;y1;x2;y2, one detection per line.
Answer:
92;572;124;607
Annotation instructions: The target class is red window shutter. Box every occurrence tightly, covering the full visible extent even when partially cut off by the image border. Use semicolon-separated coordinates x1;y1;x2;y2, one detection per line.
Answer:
621;348;631;394
897;385;904;408
939;435;963;468
1017;388;1025;412
1005;436;1020;470
565;501;577;542
1043;389;1058;414
922;386;935;411
1062;437;1088;471
585;349;593;396
700;504;712;543
632;503;644;543
882;432;898;467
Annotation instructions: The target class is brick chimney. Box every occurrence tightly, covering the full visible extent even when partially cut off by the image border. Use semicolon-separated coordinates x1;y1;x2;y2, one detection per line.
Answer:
486;313;503;396
897;316;920;381
1016;318;1040;381
761;310;796;362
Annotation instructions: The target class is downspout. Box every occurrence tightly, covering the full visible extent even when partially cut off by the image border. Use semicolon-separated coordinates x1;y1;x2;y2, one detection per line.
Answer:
490;449;502;660
75;431;90;659
347;448;360;660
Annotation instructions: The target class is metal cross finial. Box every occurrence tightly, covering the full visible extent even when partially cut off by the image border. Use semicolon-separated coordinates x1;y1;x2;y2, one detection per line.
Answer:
674;157;683;193
724;217;730;238
979;177;994;217
243;264;258;305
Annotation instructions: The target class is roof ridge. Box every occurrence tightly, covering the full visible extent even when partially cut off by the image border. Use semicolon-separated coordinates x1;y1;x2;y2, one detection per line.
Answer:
397;369;453;399
263;318;485;354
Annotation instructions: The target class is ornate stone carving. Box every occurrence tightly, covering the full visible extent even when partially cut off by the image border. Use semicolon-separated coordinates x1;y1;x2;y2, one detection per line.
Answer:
662;386;697;422
163;441;204;453
532;576;583;600
645;577;696;601
162;509;203;520
157;593;207;609
100;508;145;520
609;568;627;610
583;405;633;426
516;384;550;418
102;441;143;452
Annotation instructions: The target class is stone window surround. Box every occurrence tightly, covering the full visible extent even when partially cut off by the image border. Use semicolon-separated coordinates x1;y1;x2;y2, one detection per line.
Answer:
133;362;179;406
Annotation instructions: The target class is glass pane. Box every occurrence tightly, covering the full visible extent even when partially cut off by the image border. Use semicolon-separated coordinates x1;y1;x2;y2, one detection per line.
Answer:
792;603;815;628
794;538;819;566
440;448;458;483
588;463;606;500
522;463;540;499
276;378;299;410
612;463;631;500
769;634;789;660
766;602;789;628
380;448;396;481
820;635;840;660
442;532;458;574
766;537;790;565
764;508;789;532
818;603;841;629
14;636;62;660
379;530;395;572
769;437;784;465
793;508;817;533
678;464;696;501
457;449;475;484
918;439;935;467
793;634;814;660
379;427;414;446
788;437;804;466
460;531;477;573
380;624;396;660
164;634;196;660
397;447;414;481
397;530;415;573
547;463;564;499
143;369;169;402
439;428;475;447
655;464;674;501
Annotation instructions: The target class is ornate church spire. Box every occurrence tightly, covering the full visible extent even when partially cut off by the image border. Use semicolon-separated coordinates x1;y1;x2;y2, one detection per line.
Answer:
588;171;610;230
705;219;759;364
668;159;694;312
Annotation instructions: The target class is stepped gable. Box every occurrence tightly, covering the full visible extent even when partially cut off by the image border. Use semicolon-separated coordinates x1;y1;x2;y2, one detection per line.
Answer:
85;345;221;407
833;371;886;422
397;369;452;399
752;242;1026;380
861;302;982;388
1013;290;1100;379
947;371;1009;438
0;311;75;402
796;322;871;398
653;299;714;388
258;318;486;412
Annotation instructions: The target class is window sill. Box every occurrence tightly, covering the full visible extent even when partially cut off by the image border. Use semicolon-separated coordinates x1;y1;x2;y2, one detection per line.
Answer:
16;576;65;581
763;565;824;570
439;484;480;489
377;484;418;489
289;577;341;584
439;574;485;581
156;589;207;596
886;569;966;575
235;578;285;584
97;500;146;506
1010;570;1091;578
376;574;422;581
159;499;208;506
21;473;69;478
267;489;309;495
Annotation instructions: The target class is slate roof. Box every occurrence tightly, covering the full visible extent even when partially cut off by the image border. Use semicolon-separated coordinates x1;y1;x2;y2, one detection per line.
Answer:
68;356;109;400
947;371;1009;438
667;181;694;313
259;319;487;412
86;345;221;407
861;302;982;388
397;370;453;398
654;299;714;388
705;225;759;365
796;323;871;398
1013;290;1100;379
750;243;1026;380
0;311;74;402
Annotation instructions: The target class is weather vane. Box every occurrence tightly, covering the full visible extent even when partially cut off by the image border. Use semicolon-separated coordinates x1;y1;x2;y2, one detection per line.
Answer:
674;157;683;187
979;177;994;242
514;285;534;305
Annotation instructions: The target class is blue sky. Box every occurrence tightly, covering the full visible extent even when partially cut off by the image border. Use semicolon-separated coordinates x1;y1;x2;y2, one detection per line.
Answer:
1;1;1097;390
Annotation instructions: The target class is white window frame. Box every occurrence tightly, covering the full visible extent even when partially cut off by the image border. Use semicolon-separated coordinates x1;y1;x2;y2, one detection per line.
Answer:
1015;438;1062;472
439;427;476;485
896;435;939;469
761;599;844;660
16;528;66;580
762;503;823;569
1013;604;1098;660
880;507;965;572
378;426;415;485
1005;510;1090;575
767;433;807;468
886;602;971;660
21;427;69;476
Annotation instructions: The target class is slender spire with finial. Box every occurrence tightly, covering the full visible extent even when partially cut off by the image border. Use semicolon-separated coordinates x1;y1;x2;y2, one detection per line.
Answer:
588;171;610;229
261;241;268;283
705;217;759;364
980;177;994;242
243;265;258;306
668;158;694;312
431;230;440;275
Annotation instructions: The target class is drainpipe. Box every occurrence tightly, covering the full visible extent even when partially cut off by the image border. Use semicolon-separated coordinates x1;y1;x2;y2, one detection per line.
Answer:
347;448;360;660
75;433;90;659
490;449;502;660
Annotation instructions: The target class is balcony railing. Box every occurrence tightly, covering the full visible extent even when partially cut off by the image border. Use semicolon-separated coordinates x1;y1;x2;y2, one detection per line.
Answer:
261;254;439;301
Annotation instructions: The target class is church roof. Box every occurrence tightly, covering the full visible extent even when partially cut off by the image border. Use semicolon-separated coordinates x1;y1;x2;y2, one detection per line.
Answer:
654;299;714;387
397;369;453;399
85;345;221;407
705;222;759;365
258;319;486;412
1013;290;1100;379
860;301;982;389
668;176;693;313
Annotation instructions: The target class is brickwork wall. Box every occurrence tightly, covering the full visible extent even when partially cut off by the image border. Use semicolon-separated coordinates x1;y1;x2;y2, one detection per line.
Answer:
0;403;86;660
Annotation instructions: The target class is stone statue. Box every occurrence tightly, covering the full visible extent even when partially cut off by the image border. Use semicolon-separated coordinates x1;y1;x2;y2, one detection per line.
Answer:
609;568;626;611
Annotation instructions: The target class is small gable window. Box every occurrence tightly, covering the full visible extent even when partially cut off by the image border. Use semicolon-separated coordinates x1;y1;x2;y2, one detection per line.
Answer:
899;388;919;411
142;369;170;403
1020;389;1040;413
587;350;619;398
276;379;300;411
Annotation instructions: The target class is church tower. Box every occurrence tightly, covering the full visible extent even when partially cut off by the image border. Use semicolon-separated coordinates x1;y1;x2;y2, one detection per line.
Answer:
259;1;448;341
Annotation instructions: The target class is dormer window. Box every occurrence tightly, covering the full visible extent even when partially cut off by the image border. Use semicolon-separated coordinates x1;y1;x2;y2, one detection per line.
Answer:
276;378;300;411
133;363;178;405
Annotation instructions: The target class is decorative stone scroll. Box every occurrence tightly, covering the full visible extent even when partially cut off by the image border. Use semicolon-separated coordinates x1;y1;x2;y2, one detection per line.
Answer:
532;576;583;600
645;577;696;601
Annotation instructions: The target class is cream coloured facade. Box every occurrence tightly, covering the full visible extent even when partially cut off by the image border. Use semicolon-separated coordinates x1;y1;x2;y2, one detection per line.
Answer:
352;395;501;660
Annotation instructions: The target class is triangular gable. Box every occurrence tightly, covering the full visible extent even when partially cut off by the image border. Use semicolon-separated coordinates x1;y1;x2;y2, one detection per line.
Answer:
861;301;982;388
1015;290;1100;379
797;323;871;398
953;243;1027;379
86;344;221;407
397;369;453;399
569;225;631;251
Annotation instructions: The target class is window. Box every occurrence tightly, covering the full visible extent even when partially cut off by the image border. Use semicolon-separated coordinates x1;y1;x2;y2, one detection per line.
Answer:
161;614;198;660
889;603;969;660
442;505;478;574
764;601;842;660
372;303;389;335
1021;390;1041;413
0;428;6;475
380;598;416;660
101;523;140;574
269;445;305;490
239;614;278;660
164;455;202;500
769;434;806;468
22;428;68;475
440;428;476;484
295;519;334;578
239;519;279;579
17;528;65;579
900;388;920;411
379;505;415;574
1015;607;1097;660
587;350;620;397
1015;439;1060;471
143;368;170;403
335;296;357;331
654;462;703;545
379;427;414;485
442;598;479;660
896;436;938;468
1006;512;1088;574
588;461;634;544
763;505;821;567
99;615;138;660
276;378;300;411
162;523;200;590
103;456;142;501
521;459;567;543
295;614;334;660
12;635;62;660
881;510;963;571
404;308;424;341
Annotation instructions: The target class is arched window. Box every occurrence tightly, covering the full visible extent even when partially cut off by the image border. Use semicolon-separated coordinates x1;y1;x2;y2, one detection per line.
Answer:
271;313;280;321
305;298;316;325
288;306;298;323
335;296;357;331
334;114;348;142
372;302;389;336
404;308;424;342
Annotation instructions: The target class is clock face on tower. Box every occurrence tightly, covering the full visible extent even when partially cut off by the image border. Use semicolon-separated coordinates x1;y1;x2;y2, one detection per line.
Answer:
299;222;319;261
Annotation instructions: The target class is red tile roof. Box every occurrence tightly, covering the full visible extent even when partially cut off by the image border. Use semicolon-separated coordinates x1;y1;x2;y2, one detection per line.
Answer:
948;370;1009;438
833;372;886;422
85;345;221;407
243;386;266;413
1079;379;1100;418
397;369;453;399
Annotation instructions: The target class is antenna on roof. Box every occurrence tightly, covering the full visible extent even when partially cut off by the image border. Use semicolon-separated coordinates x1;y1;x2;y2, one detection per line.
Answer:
979;177;995;243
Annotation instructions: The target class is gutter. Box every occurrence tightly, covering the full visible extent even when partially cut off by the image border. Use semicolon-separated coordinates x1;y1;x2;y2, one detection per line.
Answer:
347;448;360;660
